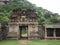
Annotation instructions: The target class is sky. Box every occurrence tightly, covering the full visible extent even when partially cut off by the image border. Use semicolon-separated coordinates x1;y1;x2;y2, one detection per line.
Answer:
27;0;60;15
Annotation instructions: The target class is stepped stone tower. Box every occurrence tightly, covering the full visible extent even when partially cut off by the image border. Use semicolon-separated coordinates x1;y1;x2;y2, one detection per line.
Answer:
8;8;39;39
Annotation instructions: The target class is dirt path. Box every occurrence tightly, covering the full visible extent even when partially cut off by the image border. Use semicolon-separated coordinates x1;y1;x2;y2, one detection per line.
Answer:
18;39;30;45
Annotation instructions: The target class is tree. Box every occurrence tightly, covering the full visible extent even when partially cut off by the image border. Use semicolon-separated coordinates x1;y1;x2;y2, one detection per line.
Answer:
0;11;10;23
0;0;36;23
0;0;60;24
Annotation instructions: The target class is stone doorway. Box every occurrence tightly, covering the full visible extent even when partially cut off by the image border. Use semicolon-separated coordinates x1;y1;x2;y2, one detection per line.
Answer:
19;25;28;39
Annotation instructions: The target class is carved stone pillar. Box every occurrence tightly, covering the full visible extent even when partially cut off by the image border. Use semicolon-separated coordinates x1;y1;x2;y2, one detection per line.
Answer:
53;28;56;38
45;28;47;39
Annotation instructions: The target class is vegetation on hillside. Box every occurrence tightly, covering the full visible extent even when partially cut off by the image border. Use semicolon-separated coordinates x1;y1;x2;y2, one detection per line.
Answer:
0;0;60;24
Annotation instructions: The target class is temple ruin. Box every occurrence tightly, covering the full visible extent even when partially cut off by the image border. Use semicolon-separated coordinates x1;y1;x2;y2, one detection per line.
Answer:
8;8;39;39
0;8;60;40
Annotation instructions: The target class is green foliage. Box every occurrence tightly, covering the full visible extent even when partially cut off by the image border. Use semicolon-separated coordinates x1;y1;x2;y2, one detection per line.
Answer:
36;7;59;24
0;40;17;45
0;0;59;24
0;12;10;23
0;1;36;12
0;0;36;23
28;40;60;45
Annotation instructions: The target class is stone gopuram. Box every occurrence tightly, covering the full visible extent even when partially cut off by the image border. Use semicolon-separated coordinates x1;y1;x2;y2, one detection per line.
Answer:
8;8;39;39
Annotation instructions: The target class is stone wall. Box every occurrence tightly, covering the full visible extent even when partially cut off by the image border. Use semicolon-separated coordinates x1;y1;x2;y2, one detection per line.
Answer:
28;24;39;39
8;24;19;39
38;25;45;39
0;23;8;40
1;23;8;40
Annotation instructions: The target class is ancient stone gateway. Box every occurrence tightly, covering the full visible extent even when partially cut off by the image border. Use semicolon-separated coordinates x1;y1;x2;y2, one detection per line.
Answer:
8;9;39;40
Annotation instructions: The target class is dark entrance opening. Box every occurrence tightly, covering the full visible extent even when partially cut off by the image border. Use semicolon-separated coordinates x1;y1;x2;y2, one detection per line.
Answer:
47;28;54;37
19;25;28;39
56;28;60;37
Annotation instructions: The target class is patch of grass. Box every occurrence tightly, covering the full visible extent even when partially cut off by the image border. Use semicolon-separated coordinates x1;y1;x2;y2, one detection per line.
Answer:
0;40;60;45
28;40;60;45
0;40;18;45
